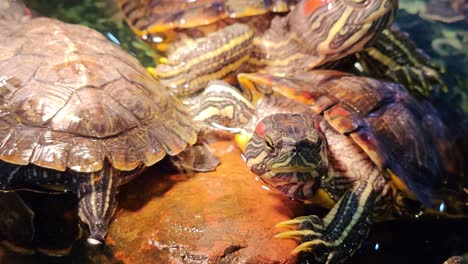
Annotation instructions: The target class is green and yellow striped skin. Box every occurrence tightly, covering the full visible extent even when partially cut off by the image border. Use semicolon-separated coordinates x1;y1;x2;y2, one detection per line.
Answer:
152;24;255;97
190;70;449;263
121;0;447;100
149;0;399;97
116;0;297;52
353;28;448;97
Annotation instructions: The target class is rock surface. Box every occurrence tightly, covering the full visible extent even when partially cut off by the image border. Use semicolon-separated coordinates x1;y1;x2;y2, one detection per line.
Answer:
107;140;302;264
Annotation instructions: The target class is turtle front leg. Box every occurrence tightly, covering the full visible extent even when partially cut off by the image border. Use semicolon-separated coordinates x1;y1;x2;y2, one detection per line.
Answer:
167;143;220;174
276;180;380;264
68;164;123;244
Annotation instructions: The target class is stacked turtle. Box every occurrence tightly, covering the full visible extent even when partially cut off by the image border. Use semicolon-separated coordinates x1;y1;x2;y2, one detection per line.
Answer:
115;0;462;263
186;70;455;263
0;0;220;253
117;0;447;98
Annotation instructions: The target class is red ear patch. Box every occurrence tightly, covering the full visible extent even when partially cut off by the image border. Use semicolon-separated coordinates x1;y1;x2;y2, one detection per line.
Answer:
255;121;267;138
303;0;336;16
313;119;322;132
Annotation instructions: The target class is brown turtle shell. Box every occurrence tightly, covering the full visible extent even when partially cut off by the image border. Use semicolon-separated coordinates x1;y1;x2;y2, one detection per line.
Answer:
117;0;297;38
0;17;197;173
239;70;451;204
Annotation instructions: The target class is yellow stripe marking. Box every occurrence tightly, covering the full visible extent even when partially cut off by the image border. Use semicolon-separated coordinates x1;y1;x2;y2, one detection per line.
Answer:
161;54;250;92
155;30;253;78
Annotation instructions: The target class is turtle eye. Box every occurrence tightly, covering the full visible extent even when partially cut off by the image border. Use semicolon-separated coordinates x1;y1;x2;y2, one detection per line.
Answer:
264;136;275;152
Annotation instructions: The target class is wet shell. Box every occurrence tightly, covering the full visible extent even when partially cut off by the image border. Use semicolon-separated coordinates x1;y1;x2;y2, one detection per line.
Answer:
240;70;452;204
117;0;298;39
0;17;198;173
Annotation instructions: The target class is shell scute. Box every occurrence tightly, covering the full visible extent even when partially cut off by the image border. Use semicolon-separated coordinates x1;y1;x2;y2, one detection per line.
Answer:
126;128;166;166
67;137;104;173
348;127;388;170
49;87;140;138
324;105;366;134
0;56;40;99
9;80;73;126
104;79;156;121
30;130;71;171
103;134;141;171
0;122;40;165
147;119;191;156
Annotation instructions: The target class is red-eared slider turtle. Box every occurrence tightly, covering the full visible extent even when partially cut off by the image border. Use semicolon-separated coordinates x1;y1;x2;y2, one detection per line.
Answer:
116;0;298;52
117;0;399;93
118;0;447;99
188;70;452;263
0;1;219;244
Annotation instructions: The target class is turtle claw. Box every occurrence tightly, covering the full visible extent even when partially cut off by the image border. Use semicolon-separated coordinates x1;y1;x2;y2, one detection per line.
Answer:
275;215;337;263
275;219;303;228
291;238;330;254
276;215;325;230
274;229;322;240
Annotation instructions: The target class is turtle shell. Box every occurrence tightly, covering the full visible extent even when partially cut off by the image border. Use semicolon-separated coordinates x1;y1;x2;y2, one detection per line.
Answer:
117;0;297;40
0;17;198;173
238;70;451;205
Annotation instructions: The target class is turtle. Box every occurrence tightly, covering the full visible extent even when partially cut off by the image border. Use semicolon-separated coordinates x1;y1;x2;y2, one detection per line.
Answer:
117;0;447;98
0;0;219;245
186;70;454;263
116;0;298;53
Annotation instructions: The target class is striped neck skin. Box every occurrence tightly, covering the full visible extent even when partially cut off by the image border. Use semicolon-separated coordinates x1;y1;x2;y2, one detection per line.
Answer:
244;113;329;201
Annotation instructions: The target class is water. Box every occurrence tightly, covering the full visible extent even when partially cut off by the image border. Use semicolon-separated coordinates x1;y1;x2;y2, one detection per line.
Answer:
0;0;467;263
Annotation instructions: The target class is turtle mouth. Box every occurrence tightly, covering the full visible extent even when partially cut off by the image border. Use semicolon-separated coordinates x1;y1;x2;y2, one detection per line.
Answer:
259;168;319;186
257;170;317;201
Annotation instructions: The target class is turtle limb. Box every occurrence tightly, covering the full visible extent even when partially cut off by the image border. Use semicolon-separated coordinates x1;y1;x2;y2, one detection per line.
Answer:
150;23;254;97
0;160;124;242
276;181;378;264
68;163;123;243
167;141;220;174
355;28;447;97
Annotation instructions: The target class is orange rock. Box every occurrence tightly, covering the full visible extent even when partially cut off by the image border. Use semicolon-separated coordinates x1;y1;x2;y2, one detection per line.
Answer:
107;140;302;263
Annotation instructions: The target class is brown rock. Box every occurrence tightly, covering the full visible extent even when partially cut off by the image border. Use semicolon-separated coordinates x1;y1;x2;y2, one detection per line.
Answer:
107;141;303;264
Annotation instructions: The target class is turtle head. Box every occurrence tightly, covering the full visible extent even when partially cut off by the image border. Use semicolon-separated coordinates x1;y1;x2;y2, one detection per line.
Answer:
245;114;329;201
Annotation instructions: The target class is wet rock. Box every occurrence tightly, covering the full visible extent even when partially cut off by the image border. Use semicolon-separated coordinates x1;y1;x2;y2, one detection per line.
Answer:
107;141;302;264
